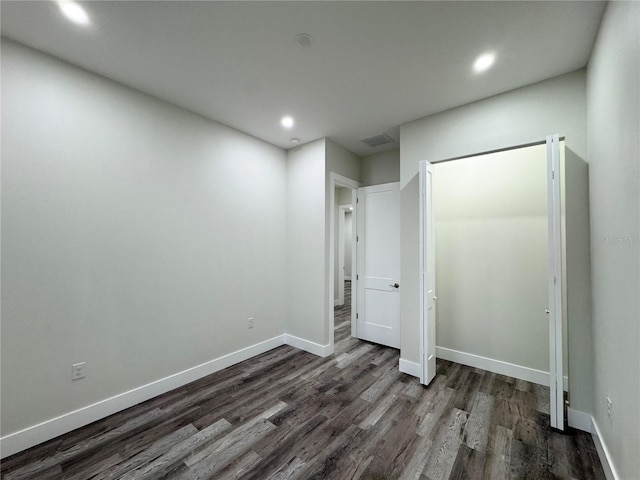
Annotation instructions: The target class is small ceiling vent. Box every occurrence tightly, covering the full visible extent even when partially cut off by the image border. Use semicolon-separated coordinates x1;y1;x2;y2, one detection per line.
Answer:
361;133;395;148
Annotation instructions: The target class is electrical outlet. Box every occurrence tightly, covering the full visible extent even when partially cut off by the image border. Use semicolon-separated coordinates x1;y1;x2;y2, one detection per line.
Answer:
72;362;86;381
248;317;255;329
606;397;612;420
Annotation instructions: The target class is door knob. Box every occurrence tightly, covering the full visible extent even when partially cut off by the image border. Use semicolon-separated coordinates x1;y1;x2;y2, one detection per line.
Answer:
545;309;550;314
389;283;399;288
433;296;437;301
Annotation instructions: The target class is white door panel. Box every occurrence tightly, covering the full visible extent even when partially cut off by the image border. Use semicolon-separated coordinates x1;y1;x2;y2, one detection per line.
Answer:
420;161;436;385
356;182;400;349
547;134;565;431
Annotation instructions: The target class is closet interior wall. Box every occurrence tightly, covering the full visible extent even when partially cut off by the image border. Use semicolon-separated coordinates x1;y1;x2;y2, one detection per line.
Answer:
433;144;553;379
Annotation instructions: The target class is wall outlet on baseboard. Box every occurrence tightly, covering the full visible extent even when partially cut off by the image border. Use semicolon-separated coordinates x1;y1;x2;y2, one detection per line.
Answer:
248;317;255;329
606;396;612;421
72;362;86;381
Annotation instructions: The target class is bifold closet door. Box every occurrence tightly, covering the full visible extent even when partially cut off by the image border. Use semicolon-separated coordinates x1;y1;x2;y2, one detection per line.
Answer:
547;134;566;431
420;160;437;386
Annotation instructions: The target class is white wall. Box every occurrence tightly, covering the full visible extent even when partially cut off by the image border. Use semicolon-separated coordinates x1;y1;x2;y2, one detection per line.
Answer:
586;1;640;477
1;41;288;438
338;187;352;205
286;139;327;346
361;149;400;186
326;139;361;185
400;70;591;412
434;145;548;372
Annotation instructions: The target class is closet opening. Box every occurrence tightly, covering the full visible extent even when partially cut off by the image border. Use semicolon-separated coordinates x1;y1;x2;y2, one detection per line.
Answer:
419;135;588;432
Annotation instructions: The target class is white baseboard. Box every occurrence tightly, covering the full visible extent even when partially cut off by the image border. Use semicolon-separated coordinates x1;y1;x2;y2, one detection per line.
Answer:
399;350;570;390
567;408;592;433
591;417;619;480
0;335;286;459
399;358;421;378
566;409;618;480
284;334;333;357
0;332;338;458
436;346;551;387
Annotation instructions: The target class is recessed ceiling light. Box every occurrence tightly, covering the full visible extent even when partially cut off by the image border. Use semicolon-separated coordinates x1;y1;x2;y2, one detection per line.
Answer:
281;116;295;129
473;52;496;73
57;0;90;26
290;137;301;144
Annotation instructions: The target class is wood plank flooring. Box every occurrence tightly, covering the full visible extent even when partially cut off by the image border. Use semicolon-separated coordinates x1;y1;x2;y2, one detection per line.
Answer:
1;281;605;479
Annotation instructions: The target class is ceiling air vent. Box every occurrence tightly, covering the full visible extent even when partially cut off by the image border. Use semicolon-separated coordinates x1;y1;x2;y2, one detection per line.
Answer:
361;133;395;148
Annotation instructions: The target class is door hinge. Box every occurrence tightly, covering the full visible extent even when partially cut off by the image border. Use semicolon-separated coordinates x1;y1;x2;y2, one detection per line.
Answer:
356;313;359;319
357;197;359;204
552;171;555;180
356;235;359;242
554;276;557;285
356;274;359;280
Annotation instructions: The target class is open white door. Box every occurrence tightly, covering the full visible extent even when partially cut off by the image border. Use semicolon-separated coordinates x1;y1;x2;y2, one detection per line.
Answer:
355;182;401;348
547;134;565;431
419;161;436;385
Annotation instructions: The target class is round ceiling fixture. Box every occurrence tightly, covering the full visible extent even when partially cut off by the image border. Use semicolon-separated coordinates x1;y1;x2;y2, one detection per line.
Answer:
290;137;301;144
295;33;313;48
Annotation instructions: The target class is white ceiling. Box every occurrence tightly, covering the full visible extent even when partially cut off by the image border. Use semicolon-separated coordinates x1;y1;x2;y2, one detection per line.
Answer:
1;1;606;156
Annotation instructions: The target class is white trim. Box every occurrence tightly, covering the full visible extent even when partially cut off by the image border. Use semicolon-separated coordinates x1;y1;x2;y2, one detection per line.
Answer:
567;408;618;480
399;358;421;378
0;332;339;458
334;298;342;307
419;161;426;384
436;347;550;387
591;417;619;480
0;335;286;458
284;334;333;357
567;408;592;433
328;173;360;354
345;276;351;281
350;189;357;340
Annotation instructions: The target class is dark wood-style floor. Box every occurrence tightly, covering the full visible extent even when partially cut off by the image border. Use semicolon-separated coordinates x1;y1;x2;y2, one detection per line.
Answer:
1;281;605;480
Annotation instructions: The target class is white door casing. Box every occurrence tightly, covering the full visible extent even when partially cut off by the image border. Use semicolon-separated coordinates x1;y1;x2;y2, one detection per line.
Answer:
329;173;360;354
419;161;436;385
356;182;401;349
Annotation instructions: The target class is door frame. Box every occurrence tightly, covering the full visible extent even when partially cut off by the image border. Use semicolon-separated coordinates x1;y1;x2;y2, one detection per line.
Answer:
418;136;567;430
329;173;360;352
